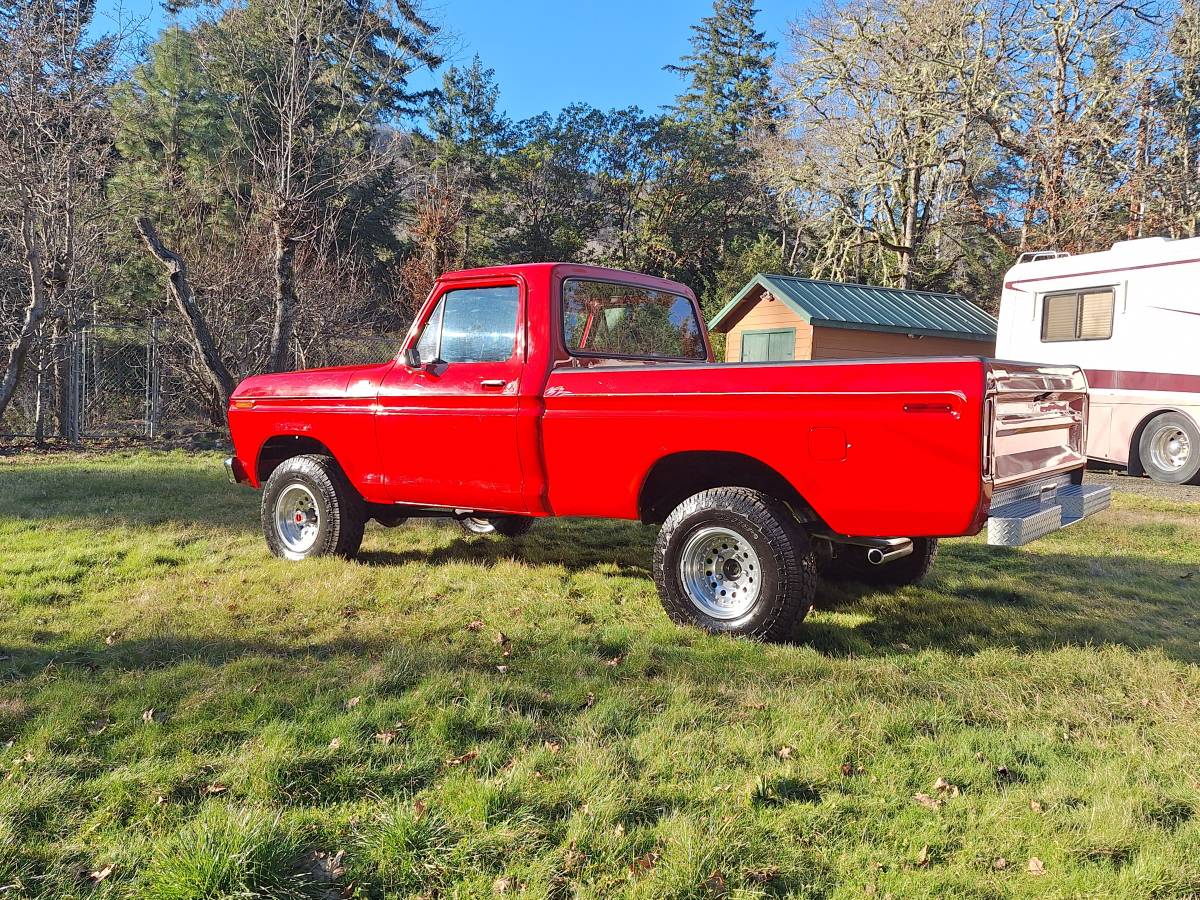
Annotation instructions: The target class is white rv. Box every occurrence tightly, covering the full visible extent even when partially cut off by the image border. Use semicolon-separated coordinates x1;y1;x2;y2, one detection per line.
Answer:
996;236;1200;485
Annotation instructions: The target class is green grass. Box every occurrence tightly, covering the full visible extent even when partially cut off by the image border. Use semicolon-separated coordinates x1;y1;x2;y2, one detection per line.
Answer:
1;450;1199;899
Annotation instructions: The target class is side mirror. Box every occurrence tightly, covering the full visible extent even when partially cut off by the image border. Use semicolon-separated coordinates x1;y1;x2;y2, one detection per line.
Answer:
401;347;421;369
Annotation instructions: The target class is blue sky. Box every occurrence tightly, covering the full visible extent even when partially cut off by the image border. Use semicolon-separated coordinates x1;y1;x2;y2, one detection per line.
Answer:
94;0;804;121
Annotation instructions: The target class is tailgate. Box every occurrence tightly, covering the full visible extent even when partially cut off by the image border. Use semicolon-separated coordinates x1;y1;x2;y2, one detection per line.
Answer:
985;361;1088;488
984;361;1110;546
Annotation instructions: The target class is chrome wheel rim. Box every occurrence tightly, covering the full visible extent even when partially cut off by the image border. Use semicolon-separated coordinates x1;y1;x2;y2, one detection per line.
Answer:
275;484;320;555
1150;425;1191;472
678;526;762;620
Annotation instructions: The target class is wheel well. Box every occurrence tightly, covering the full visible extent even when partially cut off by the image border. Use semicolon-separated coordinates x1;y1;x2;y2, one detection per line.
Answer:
638;451;818;525
1126;408;1192;476
256;435;335;483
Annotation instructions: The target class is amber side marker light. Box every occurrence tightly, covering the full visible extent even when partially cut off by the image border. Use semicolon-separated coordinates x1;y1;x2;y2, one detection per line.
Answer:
232;399;256;410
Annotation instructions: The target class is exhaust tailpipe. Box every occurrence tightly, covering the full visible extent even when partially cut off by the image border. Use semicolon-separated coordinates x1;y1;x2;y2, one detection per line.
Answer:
867;541;914;565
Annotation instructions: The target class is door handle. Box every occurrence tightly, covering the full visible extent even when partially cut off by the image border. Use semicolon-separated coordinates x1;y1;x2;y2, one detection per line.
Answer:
480;379;507;389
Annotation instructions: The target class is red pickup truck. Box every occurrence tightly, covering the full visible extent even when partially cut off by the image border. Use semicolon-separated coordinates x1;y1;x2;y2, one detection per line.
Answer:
226;263;1109;639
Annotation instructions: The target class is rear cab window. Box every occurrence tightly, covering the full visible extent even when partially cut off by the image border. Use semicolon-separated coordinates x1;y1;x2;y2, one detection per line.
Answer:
561;278;707;361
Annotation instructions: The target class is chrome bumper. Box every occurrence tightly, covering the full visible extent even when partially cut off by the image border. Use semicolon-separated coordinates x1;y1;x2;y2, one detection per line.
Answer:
986;475;1111;546
224;457;248;485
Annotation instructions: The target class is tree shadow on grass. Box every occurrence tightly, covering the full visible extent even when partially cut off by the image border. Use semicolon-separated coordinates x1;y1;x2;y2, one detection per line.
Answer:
0;458;258;531
3;460;1198;663
803;541;1200;663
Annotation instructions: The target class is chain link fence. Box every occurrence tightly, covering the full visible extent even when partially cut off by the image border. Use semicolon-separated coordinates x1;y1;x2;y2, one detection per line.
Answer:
0;320;402;441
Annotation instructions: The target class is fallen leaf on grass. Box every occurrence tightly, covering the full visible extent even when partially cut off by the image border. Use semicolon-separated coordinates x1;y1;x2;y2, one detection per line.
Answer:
447;749;479;766
583;692;596;709
544;740;561;753
916;845;930;868
328;738;342;751
345;696;361;710
1029;799;1043;812
88;865;113;883
141;709;156;724
104;631;119;646
375;731;396;745
775;746;794;760
934;776;961;797
702;870;728;895
494;631;509;646
466;619;484;631
492;875;519;894
201;783;228;796
1028;857;1045;876
496;664;509;674
605;655;623;667
746;866;780;884
913;792;942;810
993;857;1008;870
629;850;660;875
308;849;346;883
413;798;427;820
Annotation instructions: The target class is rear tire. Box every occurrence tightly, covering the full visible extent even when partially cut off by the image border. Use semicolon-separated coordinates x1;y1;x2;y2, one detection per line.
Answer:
458;515;534;538
261;454;366;560
821;538;938;587
653;488;815;641
1138;412;1200;485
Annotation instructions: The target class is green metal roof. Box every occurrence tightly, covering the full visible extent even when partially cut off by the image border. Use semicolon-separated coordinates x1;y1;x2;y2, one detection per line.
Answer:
708;274;997;342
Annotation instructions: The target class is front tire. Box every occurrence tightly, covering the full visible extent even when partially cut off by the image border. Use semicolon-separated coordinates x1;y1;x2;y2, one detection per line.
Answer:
653;488;816;641
261;454;366;560
821;538;938;587
1138;412;1200;484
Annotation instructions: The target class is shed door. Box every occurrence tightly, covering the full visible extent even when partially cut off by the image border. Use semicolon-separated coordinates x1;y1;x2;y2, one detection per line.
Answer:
741;328;795;362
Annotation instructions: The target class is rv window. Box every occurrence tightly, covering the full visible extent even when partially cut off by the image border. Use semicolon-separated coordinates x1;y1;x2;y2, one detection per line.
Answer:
1040;288;1114;342
1078;290;1114;339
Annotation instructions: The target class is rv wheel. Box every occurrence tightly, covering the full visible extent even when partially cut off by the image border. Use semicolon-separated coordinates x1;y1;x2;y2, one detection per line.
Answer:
1138;412;1200;485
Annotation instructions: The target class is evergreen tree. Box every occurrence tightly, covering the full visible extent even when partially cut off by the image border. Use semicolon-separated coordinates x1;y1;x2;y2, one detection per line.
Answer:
667;0;781;139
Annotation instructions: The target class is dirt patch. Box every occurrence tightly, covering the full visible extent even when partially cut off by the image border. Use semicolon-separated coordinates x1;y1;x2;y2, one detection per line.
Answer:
1086;470;1200;505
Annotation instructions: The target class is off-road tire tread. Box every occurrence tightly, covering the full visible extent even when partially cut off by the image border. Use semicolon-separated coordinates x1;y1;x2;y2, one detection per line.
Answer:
654;487;816;641
261;454;366;560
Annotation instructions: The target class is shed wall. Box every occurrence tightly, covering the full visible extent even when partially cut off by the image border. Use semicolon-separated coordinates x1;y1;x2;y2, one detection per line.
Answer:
810;327;995;359
723;296;813;362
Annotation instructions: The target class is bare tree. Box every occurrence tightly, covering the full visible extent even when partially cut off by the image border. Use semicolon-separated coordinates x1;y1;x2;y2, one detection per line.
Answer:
0;0;116;425
197;0;440;371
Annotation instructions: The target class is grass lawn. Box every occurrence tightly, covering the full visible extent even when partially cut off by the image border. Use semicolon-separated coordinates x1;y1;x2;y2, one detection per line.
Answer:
1;450;1199;899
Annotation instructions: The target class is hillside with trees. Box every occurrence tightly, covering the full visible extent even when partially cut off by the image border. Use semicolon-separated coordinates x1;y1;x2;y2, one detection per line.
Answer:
1;0;1196;434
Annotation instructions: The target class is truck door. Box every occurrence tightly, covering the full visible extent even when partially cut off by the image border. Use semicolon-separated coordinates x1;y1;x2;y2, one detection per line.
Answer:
375;280;527;511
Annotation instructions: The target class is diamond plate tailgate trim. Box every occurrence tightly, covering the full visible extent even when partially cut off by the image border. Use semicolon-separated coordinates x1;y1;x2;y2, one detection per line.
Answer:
986;480;1112;547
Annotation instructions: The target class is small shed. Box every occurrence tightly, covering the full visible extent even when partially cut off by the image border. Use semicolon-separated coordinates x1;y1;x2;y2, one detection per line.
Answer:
708;274;997;363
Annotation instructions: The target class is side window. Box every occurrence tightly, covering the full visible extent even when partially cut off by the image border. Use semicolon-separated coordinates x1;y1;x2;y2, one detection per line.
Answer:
1041;288;1114;342
413;286;519;363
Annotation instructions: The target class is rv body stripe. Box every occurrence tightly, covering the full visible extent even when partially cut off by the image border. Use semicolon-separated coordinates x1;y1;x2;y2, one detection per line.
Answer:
1084;369;1200;393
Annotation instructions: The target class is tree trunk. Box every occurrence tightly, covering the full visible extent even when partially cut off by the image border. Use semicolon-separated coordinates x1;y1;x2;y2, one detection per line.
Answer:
899;162;921;290
135;217;236;412
0;204;52;422
268;218;297;374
